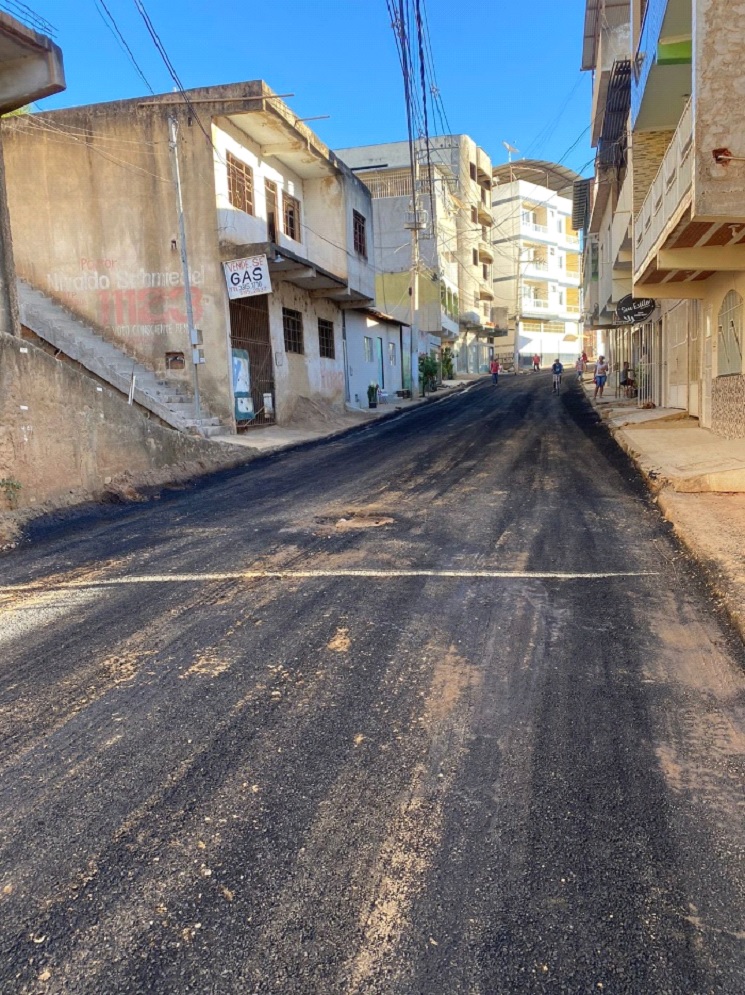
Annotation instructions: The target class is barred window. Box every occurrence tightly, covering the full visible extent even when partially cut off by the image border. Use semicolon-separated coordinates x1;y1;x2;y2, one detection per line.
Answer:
318;318;335;359
283;194;301;242
388;342;396;366
283;307;304;354
353;210;367;258
364;336;373;362
227;152;254;215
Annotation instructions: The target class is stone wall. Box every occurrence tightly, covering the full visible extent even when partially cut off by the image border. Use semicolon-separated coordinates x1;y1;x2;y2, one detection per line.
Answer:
631;130;675;212
0;332;242;509
712;374;745;439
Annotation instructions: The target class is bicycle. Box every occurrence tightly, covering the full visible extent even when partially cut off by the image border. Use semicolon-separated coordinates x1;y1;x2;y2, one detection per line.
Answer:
552;373;562;393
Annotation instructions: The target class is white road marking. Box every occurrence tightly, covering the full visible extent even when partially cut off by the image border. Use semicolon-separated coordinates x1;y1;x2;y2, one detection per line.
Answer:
0;568;658;596
0;590;101;650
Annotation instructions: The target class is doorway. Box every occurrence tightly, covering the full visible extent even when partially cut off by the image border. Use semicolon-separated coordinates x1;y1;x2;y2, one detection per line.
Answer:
229;294;275;428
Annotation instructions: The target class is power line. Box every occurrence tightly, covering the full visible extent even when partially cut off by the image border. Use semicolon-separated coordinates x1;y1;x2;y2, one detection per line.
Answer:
94;0;154;95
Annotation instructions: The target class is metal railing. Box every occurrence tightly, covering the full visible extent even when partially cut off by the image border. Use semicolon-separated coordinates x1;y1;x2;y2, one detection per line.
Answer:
634;97;694;277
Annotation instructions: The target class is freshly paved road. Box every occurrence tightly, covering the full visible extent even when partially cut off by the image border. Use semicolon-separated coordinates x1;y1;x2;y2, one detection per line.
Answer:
1;375;744;995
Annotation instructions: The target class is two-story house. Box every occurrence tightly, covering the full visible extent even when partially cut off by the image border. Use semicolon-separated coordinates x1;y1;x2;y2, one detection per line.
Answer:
2;81;376;432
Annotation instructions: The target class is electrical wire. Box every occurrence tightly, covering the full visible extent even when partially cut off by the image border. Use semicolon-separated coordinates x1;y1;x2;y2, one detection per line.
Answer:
93;0;154;94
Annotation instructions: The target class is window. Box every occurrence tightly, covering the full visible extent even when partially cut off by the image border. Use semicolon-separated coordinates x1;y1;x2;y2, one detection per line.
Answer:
227;152;254;215
283;193;301;241
469;162;477;181
472;248;478;266
482;263;489;280
265;179;278;241
318;318;335;359
717;290;743;376
353;210;367;258
364;336;373;363
388;341;396;366
470;206;478;224
282;307;304;353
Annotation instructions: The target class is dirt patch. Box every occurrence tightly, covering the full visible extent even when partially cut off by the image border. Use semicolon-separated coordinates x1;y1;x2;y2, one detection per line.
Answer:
656;488;745;644
327;627;351;653
286;395;372;433
180;652;232;679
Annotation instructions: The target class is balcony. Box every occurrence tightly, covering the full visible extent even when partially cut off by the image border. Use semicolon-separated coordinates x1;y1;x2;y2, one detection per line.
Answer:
521;297;551;315
477;202;492;226
631;0;691;132
478;240;494;263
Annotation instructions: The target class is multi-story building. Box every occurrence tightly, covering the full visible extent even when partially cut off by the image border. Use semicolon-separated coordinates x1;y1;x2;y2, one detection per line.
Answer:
580;0;745;437
492;161;583;368
337;135;500;378
3;81;381;432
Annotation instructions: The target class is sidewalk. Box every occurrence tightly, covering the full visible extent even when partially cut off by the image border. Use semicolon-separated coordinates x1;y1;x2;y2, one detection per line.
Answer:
584;379;745;641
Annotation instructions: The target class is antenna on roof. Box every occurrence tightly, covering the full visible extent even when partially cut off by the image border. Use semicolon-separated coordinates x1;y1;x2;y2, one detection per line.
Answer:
502;141;520;162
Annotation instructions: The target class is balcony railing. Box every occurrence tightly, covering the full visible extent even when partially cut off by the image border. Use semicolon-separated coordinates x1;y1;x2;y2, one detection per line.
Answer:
634;97;693;278
522;297;551;313
521;220;550;237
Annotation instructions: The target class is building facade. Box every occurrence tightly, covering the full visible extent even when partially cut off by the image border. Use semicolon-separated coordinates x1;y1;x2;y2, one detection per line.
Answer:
580;0;745;436
337;135;499;378
492;161;583;368
2;81;376;431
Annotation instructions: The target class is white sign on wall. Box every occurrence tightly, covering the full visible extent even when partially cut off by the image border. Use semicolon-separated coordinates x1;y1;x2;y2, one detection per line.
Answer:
223;255;272;300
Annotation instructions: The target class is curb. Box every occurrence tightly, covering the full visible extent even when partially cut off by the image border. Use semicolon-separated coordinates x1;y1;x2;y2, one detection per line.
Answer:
600;412;745;647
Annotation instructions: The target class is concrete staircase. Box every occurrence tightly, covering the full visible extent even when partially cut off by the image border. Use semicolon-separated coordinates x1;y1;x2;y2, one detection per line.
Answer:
17;281;223;438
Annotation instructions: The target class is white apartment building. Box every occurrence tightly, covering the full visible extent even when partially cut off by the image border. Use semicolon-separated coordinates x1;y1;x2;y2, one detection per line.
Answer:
492;161;583;368
337;135;500;378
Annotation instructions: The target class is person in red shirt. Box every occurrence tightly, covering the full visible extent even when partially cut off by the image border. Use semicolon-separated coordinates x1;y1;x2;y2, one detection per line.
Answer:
532;353;541;372
490;358;501;385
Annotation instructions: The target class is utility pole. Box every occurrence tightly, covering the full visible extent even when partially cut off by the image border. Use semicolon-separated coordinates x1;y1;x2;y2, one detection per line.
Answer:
168;115;201;420
399;0;420;399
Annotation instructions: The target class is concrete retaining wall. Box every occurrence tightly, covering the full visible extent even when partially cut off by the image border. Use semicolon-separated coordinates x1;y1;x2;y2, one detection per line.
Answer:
0;332;240;509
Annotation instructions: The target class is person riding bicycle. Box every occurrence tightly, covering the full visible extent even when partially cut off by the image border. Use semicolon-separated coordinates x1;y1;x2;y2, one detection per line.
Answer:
551;359;563;392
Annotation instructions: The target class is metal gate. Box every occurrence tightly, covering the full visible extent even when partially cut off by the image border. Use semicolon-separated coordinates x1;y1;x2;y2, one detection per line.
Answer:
229;295;275;428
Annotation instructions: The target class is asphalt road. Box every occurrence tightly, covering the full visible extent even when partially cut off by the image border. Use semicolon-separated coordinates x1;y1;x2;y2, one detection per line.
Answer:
1;374;744;995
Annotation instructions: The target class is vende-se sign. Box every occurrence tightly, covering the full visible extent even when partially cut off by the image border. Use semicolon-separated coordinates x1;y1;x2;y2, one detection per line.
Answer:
223;255;272;300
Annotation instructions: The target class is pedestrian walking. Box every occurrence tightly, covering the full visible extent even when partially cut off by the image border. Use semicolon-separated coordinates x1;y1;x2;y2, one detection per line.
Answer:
490;358;501;385
581;350;588;371
551;358;563;393
575;356;584;381
532;353;540;372
594;355;609;399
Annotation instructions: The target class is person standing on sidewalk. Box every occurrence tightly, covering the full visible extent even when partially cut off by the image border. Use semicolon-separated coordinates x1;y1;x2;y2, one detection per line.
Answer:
490;358;501;385
532;353;541;372
594;355;609;399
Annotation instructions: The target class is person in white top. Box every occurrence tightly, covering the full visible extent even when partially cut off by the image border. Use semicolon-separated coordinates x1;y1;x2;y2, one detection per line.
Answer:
594;356;609;399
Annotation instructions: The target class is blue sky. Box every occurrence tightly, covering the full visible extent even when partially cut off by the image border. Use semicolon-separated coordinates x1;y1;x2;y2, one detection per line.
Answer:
21;0;592;175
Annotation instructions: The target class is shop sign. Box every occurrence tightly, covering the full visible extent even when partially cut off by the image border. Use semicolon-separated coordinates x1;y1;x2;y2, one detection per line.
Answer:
223;255;272;300
616;294;656;324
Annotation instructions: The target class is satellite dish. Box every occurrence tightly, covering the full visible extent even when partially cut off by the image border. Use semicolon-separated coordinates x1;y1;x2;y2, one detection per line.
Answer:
502;140;520;162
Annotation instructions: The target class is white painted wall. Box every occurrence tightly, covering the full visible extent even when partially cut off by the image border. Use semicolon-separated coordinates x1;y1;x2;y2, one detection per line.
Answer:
345;311;403;408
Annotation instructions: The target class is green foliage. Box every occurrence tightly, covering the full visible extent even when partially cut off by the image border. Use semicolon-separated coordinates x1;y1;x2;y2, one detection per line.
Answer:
0;478;22;508
418;354;438;392
2;105;31;118
367;382;379;403
441;347;454;380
